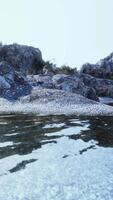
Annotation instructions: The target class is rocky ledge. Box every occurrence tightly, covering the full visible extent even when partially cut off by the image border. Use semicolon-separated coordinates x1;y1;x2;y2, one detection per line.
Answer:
0;43;113;116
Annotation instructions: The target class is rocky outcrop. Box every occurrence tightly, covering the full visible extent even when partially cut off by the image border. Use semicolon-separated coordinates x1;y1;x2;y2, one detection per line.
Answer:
0;43;113;102
27;74;99;101
0;60;31;100
79;52;113;99
0;43;43;75
0;44;44;100
80;74;113;98
80;53;113;78
52;74;98;100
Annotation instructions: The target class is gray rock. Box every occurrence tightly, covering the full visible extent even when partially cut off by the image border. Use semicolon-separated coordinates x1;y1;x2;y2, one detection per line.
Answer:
0;61;14;84
14;72;27;85
57;81;76;92
80;86;98;101
1;43;113;103
0;44;43;75
52;74;82;88
52;74;98;100
80;63;99;76
0;76;11;89
43;64;55;76
0;61;31;100
80;74;113;98
52;74;69;84
0;44;44;100
27;75;53;88
80;52;113;78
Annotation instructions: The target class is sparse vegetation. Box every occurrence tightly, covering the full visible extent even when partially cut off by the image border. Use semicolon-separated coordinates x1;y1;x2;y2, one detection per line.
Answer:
55;65;77;75
43;61;78;75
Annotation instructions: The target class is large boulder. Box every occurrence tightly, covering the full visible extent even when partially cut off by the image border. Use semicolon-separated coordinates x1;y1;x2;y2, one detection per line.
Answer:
0;43;43;75
53;74;81;91
52;74;98;101
80;74;113;98
0;61;31;100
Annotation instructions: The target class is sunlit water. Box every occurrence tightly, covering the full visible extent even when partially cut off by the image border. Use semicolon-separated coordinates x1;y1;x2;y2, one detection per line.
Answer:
0;114;113;200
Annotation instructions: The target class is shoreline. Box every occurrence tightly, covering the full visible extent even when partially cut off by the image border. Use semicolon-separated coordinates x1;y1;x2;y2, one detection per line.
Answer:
0;89;113;116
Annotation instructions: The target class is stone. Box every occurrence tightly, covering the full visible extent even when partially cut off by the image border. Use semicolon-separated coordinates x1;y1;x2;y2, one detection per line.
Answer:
0;43;43;75
80;86;98;101
52;74;69;84
52;74;98;100
0;43;113;102
80;52;113;78
80;74;113;98
43;64;55;76
0;76;11;89
14;72;28;85
1;84;31;100
27;75;53;88
0;61;14;84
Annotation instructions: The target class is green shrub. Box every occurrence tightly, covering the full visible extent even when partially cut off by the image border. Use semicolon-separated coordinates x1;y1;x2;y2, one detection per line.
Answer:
43;61;78;75
55;65;77;75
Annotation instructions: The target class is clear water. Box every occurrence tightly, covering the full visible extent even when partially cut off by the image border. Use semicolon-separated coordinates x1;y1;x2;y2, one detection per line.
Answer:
0;114;113;200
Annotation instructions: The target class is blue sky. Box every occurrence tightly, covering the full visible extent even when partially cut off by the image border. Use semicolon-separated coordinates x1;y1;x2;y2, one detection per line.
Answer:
0;0;113;68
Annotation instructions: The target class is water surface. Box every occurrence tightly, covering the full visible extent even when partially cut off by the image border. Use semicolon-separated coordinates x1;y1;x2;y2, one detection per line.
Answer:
0;114;113;200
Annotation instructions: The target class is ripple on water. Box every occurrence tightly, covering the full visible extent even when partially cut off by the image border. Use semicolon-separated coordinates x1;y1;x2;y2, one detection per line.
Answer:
0;115;113;200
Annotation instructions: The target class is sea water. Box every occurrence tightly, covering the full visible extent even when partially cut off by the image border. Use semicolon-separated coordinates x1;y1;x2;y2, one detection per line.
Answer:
0;114;113;200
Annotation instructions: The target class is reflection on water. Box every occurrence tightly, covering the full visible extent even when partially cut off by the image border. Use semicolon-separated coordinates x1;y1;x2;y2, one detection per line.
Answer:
0;114;113;199
0;115;113;160
0;115;86;160
69;117;113;147
9;159;37;173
